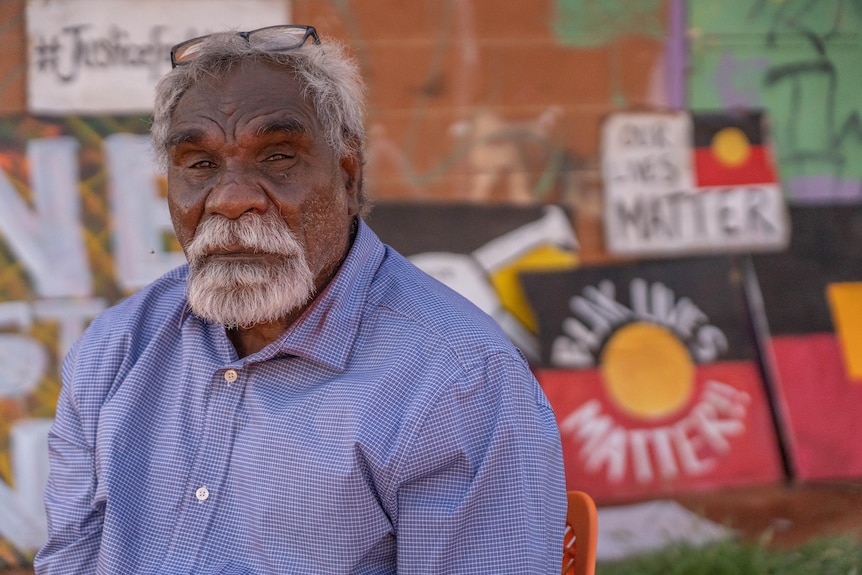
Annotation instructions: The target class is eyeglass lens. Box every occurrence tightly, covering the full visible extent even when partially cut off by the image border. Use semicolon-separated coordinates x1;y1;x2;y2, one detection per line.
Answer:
248;27;311;50
172;26;315;66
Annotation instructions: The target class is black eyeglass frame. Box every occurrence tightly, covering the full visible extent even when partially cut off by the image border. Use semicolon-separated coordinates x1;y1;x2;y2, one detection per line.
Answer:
170;25;321;69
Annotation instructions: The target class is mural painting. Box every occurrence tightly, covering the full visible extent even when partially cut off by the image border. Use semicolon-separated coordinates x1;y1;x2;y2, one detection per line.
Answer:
0;115;173;564
26;0;289;114
602;110;789;256
366;202;580;363
750;206;862;480
688;0;862;204
2;0;861;567
522;258;784;501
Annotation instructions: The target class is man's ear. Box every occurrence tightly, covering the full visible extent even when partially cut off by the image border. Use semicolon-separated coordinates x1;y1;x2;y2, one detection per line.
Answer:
340;149;363;217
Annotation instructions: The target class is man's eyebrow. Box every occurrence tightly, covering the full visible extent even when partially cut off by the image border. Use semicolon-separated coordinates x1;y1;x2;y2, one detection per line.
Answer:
256;119;309;137
165;129;207;150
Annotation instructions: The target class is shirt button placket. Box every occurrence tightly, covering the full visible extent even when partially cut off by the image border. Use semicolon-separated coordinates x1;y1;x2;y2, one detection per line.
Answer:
224;369;238;385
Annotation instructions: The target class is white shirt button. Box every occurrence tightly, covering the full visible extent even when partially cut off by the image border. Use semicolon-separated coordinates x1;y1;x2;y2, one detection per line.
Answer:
224;369;238;384
195;486;209;501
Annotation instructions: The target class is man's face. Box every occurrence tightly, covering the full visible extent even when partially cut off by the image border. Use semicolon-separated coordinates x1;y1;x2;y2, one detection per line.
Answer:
165;60;360;327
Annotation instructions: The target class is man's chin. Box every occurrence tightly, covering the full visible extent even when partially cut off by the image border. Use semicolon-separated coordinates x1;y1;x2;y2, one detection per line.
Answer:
187;287;302;329
186;261;314;329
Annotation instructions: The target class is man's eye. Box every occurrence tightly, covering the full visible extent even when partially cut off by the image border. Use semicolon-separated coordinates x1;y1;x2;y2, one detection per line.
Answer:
265;153;295;162
190;160;216;169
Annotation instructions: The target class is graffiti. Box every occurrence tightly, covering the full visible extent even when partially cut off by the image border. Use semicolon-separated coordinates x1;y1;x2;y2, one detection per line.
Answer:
0;132;182;297
551;0;669;107
26;0;288;114
329;0;585;205
689;0;862;204
0;117;176;558
0;419;52;552
451;107;566;203
550;278;728;368
561;381;750;484
750;206;862;480
408;205;578;360
367;106;575;204
0;138;91;298
31;24;171;83
528;257;785;499
601;112;789;255
758;0;862;202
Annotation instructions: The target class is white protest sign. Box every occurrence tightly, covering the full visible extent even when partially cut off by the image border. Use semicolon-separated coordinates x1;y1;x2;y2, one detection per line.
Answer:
602;112;790;256
27;0;290;114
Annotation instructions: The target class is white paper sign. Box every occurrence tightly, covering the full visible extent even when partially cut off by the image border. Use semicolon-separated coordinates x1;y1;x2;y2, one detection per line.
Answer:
602;112;790;256
27;0;290;114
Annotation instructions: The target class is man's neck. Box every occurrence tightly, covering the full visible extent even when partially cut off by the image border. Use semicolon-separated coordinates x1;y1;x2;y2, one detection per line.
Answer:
225;218;360;358
226;315;297;358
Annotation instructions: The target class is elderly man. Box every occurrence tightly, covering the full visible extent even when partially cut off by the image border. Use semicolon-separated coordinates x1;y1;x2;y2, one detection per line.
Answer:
35;26;566;574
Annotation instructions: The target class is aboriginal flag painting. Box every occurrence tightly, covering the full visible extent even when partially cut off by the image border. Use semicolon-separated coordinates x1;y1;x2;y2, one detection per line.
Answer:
521;258;783;502
692;111;779;188
601;111;788;257
750;206;862;480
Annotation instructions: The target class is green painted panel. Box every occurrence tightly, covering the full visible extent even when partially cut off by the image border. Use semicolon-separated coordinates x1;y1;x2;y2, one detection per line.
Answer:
553;0;665;47
689;0;862;36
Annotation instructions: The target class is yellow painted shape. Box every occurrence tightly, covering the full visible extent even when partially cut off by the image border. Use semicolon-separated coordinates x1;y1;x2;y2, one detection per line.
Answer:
826;282;862;381
601;322;695;420
712;127;751;167
489;244;578;333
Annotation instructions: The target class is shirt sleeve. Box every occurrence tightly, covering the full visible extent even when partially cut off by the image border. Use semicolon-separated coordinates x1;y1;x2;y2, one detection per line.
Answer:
392;351;567;574
34;346;104;574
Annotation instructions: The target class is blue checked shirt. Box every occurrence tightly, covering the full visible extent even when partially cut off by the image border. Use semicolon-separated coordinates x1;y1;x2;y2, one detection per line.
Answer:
36;220;566;574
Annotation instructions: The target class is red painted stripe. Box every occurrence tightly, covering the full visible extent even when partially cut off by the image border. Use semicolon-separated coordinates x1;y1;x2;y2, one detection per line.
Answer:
770;333;862;480
694;145;778;187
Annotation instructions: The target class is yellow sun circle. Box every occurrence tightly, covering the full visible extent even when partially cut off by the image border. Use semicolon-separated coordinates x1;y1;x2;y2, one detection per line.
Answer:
712;127;751;167
600;322;695;420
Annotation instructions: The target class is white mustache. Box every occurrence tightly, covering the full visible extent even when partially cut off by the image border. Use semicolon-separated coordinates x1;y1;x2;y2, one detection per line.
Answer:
185;212;303;267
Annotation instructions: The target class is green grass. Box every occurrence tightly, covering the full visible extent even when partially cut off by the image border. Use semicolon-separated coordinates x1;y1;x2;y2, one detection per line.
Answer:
599;535;862;575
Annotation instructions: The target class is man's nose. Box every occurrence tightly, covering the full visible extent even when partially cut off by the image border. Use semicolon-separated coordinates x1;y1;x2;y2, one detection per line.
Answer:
205;165;269;219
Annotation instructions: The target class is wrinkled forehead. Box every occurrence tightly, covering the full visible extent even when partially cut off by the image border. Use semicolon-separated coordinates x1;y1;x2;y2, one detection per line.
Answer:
165;61;329;159
163;46;308;119
173;60;315;123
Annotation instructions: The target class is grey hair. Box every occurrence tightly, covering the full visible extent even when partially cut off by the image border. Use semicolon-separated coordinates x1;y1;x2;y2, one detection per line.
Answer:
151;32;367;208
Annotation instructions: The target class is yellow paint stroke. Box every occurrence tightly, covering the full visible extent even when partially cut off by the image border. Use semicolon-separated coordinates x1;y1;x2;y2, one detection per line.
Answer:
601;322;695;420
489;244;578;333
826;282;862;381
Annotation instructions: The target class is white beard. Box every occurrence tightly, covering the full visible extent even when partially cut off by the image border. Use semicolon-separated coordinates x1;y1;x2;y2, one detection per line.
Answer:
184;212;315;329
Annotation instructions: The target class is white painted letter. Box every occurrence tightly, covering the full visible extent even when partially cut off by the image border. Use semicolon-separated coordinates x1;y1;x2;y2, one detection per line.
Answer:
104;133;185;292
0;138;91;298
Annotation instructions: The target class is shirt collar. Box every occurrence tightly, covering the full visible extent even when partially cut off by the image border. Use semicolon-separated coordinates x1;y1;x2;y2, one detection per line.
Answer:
260;218;385;370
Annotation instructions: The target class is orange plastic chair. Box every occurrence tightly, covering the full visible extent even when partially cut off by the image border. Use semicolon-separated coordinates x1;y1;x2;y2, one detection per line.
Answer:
561;490;598;575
